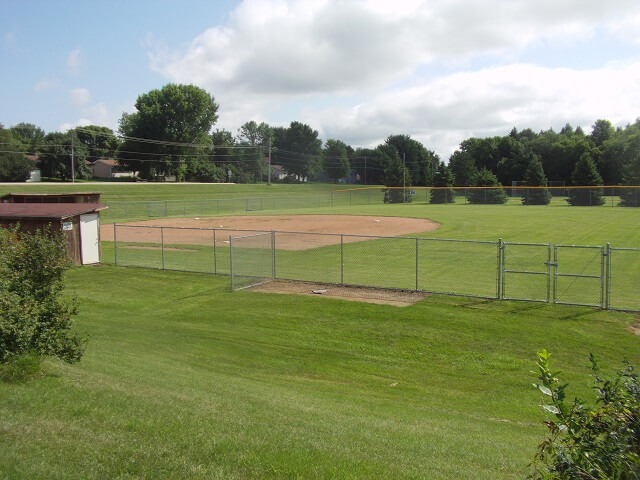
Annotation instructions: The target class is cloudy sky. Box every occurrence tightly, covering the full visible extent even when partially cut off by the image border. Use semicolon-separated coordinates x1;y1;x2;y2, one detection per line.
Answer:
2;0;640;159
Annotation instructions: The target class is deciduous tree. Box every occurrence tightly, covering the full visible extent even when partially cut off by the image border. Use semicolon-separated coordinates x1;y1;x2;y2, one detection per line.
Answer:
118;84;218;180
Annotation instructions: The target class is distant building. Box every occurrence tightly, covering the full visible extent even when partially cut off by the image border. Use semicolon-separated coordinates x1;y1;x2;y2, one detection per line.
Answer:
92;158;137;179
270;164;287;181
25;154;41;182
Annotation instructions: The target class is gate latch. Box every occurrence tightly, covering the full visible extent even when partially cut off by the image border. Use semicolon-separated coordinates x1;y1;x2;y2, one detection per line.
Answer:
545;261;558;267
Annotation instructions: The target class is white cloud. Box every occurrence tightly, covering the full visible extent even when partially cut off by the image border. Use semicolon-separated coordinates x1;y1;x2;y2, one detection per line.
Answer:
146;0;640;158
150;0;640;96
59;102;117;133
67;48;82;73
33;78;57;92
315;62;640;158
70;87;91;106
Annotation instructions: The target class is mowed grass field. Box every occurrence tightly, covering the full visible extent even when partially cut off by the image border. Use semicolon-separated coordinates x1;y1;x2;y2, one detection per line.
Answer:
1;183;640;479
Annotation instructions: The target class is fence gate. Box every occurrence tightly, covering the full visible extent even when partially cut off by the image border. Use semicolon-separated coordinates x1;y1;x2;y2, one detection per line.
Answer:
553;245;605;308
501;242;552;302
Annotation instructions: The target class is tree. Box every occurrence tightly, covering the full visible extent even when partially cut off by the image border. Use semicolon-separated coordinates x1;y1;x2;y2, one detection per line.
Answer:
272;121;322;181
567;153;605;206
382;150;412;203
385;134;437;186
352;148;388;185
0;226;85;376
323;139;350;182
467;168;508;204
590;119;615;147
448;150;478;186
236;121;273;182
117;84;219;180
0;152;33;182
429;161;456;204
521;156;551;205
38;132;90;180
9;123;45;154
73;125;119;162
619;133;640;207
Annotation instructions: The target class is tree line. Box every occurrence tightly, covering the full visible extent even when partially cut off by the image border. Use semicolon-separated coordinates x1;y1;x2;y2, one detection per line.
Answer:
0;83;638;205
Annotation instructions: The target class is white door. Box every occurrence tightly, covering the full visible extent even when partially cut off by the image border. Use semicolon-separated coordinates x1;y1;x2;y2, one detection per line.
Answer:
80;214;100;264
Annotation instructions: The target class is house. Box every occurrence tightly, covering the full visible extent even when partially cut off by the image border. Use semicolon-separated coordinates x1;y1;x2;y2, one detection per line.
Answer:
92;158;137;179
269;164;287;181
0;202;108;265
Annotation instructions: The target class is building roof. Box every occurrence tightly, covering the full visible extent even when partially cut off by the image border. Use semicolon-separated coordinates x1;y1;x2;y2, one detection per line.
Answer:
94;158;119;166
3;192;102;198
0;203;108;220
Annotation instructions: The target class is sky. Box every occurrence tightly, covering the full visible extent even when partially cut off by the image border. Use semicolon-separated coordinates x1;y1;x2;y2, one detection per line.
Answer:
2;0;640;160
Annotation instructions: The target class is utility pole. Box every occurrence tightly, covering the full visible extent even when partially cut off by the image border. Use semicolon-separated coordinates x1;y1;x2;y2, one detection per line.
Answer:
259;145;263;183
70;132;75;183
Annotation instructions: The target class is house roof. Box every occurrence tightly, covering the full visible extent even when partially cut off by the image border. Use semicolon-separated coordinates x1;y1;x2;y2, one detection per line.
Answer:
94;158;119;166
0;203;108;220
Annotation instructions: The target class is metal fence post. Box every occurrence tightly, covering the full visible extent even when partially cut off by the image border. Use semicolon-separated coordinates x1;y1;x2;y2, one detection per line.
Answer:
161;227;165;270
271;230;276;279
605;243;611;309
114;223;118;266
229;236;234;290
164;200;168;217
415;238;419;291
340;234;344;285
213;229;217;274
497;238;503;300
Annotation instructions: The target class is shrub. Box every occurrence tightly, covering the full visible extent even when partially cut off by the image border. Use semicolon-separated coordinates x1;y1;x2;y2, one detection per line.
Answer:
567;153;606;206
521;156;552;205
466;168;508;204
531;349;640;479
429;161;456;204
0;226;86;370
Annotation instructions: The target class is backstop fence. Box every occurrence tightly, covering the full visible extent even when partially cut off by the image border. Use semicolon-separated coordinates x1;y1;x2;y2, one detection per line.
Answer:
111;224;640;312
101;186;640;222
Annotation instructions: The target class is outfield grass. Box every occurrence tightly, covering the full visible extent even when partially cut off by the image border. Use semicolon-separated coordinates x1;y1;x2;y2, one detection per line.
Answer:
0;182;346;203
1;266;639;479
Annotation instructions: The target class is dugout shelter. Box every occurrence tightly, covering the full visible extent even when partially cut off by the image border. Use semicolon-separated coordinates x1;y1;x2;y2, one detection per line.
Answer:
0;202;108;265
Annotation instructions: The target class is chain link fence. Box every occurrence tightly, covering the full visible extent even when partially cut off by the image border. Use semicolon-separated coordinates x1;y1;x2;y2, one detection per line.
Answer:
112;224;640;312
101;186;640;223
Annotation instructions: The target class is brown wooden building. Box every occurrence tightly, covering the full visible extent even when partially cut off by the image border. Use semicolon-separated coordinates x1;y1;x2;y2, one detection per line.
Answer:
1;192;102;204
0;203;108;265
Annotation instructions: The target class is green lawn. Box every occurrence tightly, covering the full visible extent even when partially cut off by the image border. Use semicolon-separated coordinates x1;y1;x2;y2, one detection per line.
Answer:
1;266;639;479
2;183;639;478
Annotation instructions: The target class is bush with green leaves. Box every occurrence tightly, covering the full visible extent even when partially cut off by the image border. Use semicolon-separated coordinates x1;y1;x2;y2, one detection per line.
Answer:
567;153;606;206
466;168;508;204
429;161;456;204
522;156;552;205
0;226;86;371
531;349;640;479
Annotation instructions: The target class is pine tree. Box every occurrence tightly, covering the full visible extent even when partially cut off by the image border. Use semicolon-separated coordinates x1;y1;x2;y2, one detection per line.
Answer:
619;152;640;207
467;168;508;204
521;156;551;205
567;153;605;206
429;161;456;204
383;152;412;203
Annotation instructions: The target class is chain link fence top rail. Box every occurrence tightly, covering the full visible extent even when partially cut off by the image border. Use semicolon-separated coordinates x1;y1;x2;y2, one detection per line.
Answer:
101;186;640;222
